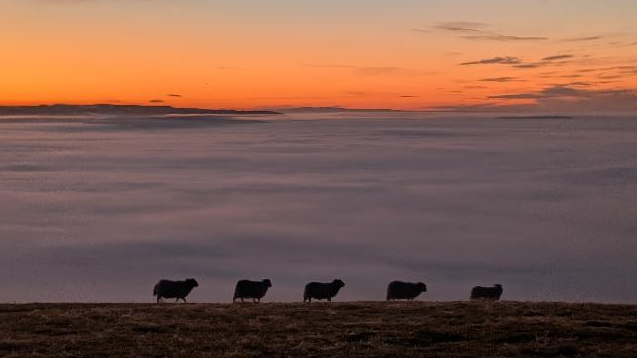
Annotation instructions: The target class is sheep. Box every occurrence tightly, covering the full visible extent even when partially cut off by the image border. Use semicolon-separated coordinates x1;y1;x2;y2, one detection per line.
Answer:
153;278;199;303
233;279;272;303
303;279;345;302
470;284;503;301
386;281;427;301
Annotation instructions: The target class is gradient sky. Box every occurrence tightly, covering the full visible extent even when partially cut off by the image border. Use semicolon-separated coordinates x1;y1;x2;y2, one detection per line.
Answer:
1;0;637;110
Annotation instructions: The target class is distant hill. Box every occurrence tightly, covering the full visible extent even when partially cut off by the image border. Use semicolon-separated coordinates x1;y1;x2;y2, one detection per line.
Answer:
0;104;279;116
497;115;574;120
273;106;405;113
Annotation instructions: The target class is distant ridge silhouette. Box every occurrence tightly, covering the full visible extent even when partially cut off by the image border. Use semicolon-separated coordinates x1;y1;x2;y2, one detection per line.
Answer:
272;106;405;113
0;104;279;116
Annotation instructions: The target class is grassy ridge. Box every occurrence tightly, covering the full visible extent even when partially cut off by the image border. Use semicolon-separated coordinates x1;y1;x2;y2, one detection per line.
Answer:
1;302;636;357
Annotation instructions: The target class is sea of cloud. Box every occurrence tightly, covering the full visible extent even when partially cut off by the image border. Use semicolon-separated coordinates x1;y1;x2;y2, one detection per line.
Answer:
0;113;635;303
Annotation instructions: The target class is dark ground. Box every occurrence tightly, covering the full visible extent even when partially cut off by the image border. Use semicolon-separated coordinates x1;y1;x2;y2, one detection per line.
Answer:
1;302;636;357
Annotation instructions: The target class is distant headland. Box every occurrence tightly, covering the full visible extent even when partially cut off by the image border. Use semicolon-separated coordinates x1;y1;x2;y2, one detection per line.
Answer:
270;106;405;113
497;115;574;120
0;104;280;116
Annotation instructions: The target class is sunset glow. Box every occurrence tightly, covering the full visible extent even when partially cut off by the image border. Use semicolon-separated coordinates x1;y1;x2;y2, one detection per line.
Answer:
2;0;637;111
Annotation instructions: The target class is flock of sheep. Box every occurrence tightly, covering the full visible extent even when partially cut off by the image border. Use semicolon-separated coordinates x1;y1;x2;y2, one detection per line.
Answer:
153;278;504;303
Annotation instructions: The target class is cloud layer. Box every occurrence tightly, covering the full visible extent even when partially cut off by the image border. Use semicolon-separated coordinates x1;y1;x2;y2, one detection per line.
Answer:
1;114;636;303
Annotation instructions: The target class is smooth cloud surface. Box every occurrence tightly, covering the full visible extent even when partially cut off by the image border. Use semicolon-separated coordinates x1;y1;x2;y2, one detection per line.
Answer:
0;114;636;303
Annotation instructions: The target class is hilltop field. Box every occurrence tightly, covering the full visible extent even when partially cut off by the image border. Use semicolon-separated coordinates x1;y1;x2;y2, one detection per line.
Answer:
1;302;636;358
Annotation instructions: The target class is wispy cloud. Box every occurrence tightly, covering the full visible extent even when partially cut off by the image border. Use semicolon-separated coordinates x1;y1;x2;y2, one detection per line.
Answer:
461;34;547;41
542;54;574;61
489;85;637;110
480;77;524;83
510;54;576;69
512;63;541;69
578;66;637;73
462;54;577;70
460;56;521;66
561;35;603;42
489;93;544;100
434;21;489;33
422;21;548;42
546;81;592;88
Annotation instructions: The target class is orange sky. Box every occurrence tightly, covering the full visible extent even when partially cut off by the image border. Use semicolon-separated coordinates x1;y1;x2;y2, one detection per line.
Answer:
1;0;636;111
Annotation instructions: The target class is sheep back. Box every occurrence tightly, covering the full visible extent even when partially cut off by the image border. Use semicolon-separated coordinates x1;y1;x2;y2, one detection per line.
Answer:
304;280;345;301
234;279;272;300
153;279;198;300
386;281;427;300
470;284;503;300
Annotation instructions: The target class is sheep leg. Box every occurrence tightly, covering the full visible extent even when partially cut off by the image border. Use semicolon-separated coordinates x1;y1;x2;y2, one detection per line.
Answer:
327;297;331;302
182;297;187;303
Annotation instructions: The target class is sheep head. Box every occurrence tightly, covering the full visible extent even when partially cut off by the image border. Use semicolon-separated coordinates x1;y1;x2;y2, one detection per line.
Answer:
333;279;345;288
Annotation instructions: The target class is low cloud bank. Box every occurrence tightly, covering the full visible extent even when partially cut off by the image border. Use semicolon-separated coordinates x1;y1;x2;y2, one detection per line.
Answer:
1;114;636;303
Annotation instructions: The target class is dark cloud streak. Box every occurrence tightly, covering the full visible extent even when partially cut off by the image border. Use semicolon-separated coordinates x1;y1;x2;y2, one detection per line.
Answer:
542;54;574;61
460;56;521;66
427;21;548;42
561;36;603;42
480;77;524;83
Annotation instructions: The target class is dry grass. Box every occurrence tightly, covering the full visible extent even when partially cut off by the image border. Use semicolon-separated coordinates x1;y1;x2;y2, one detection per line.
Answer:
1;302;636;357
